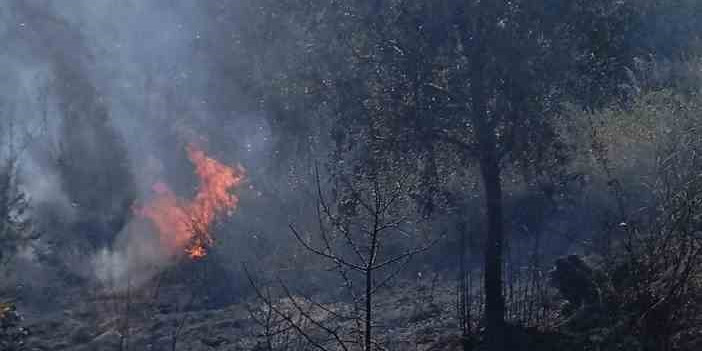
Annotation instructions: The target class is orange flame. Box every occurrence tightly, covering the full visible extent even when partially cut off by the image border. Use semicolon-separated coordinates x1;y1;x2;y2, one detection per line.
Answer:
136;144;244;259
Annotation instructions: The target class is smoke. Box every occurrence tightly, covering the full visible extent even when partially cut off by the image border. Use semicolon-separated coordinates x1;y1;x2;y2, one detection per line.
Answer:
92;219;170;289
0;0;275;291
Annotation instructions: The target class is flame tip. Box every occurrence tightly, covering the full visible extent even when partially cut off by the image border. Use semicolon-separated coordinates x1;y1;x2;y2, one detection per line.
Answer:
135;141;244;260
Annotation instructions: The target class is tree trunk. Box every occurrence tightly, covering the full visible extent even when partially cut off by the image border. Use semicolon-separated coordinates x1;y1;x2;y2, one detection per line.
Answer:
470;14;506;348
479;150;505;351
365;268;372;351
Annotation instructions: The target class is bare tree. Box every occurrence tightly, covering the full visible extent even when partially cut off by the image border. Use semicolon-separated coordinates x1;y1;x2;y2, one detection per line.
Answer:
246;167;438;350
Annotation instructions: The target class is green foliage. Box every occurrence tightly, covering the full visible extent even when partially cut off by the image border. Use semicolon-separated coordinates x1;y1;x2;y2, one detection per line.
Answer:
0;168;32;265
3;1;702;350
550;91;702;350
0;302;29;351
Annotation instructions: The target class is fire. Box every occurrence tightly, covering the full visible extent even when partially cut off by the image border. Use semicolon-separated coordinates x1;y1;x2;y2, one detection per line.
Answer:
136;143;244;259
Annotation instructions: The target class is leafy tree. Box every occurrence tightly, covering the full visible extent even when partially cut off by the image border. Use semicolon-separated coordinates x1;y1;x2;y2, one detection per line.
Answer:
0;110;36;265
223;1;650;350
0;159;32;265
51;58;136;252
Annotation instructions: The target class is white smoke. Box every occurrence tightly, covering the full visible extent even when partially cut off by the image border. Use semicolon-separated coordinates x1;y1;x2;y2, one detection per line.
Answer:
92;219;172;290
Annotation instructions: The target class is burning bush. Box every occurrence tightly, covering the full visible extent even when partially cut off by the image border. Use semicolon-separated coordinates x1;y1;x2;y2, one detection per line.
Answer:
137;143;245;260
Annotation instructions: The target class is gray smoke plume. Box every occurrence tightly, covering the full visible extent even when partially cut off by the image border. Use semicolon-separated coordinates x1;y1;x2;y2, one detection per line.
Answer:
0;0;271;291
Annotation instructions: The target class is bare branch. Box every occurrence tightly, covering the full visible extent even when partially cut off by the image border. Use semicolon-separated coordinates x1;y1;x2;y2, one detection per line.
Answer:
372;235;442;271
244;265;332;351
278;279;352;351
289;224;365;272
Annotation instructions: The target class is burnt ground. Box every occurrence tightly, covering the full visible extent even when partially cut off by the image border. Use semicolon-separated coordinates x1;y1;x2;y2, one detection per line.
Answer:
19;277;464;351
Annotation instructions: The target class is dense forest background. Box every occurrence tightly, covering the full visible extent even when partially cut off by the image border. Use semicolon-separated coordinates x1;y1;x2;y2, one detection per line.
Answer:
1;1;702;350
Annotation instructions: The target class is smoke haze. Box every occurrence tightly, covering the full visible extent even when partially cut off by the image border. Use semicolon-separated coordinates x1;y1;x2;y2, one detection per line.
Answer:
0;0;273;289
